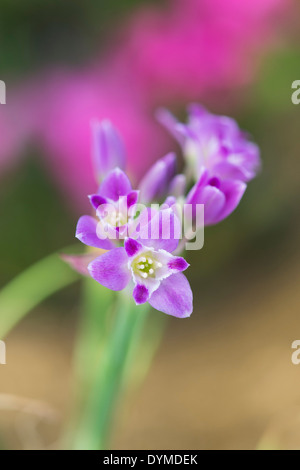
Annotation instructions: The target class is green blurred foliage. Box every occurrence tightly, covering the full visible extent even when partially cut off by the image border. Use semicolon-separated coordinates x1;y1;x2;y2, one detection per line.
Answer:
0;0;162;78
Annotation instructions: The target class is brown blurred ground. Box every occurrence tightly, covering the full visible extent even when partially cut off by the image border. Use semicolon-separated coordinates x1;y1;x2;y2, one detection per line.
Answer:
1;242;300;450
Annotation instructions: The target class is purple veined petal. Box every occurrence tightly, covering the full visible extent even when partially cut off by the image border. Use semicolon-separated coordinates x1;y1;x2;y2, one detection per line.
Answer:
88;194;108;211
88;247;130;291
167;256;189;272
138;208;181;252
92;120;126;182
212;180;247;224
138;152;176;204
124;238;143;258
133;284;150;305
168;174;186;198
76;215;114;250
61;252;101;276
151;249;189;281
156;108;185;146
98;168;132;201
149;273;193;318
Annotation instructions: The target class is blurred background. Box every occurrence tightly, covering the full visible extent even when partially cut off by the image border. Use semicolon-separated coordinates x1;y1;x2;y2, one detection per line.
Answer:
0;0;300;450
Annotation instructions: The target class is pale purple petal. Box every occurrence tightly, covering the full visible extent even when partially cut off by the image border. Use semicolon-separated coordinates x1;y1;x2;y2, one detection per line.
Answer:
98;168;132;201
168;174;186;198
92;120;126;181
186;178;226;226
149;273;193;318
214;143;260;182
213;180;247;224
76;215;114;250
61;252;99;276
164;196;177;207
88;247;130;291
153;250;189;280
156;108;185;146
139;152;176;204
138;208;181;252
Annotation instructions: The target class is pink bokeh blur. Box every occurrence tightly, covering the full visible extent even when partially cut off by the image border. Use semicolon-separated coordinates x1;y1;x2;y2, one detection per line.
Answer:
0;0;293;211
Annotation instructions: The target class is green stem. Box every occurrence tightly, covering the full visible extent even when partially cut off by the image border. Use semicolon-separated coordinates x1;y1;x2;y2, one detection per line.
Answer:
0;251;80;338
71;290;149;450
73;277;116;391
62;278;116;448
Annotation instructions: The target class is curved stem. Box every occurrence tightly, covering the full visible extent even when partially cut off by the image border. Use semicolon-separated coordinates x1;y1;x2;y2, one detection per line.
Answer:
0;250;80;338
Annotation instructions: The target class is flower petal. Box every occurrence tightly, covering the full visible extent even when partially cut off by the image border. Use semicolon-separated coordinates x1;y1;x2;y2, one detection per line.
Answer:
138;208;181;252
133;284;150;305
76;215;114;250
149;273;193;318
61;252;101;276
98;168;132;201
92;120;126;182
152;250;189;281
213;180;247;224
88;247;130;291
156;108;185;146
139;152;176;204
88;194;108;210
124;238;143;258
168;174;186;198
126;190;139;208
186;178;226;226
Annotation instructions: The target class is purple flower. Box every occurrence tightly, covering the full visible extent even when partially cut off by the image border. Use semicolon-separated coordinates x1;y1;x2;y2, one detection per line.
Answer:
186;170;246;225
88;237;192;318
76;168;138;249
159;104;260;184
92;120;126;183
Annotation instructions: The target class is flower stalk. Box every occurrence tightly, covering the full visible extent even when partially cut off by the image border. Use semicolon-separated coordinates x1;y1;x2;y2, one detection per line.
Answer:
71;289;149;450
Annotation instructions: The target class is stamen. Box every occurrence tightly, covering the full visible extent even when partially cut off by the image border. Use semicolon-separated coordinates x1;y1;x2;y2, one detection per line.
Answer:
149;268;154;274
139;264;145;269
139;257;147;263
141;272;148;279
156;262;162;268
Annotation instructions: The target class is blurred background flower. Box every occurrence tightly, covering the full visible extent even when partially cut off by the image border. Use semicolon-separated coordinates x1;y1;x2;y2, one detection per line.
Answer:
0;0;300;450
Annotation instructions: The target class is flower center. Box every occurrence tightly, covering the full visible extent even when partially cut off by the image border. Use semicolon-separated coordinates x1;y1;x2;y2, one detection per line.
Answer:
132;252;162;279
99;205;129;228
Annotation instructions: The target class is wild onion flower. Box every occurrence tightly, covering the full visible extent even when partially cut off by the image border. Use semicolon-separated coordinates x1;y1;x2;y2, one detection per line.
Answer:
88;234;192;318
159;104;260;184
158;104;260;225
67;107;260;316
